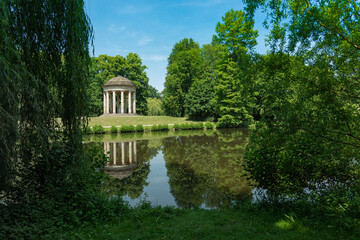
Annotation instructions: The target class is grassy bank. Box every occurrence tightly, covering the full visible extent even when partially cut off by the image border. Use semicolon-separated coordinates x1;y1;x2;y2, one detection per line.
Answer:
55;202;359;240
87;116;201;127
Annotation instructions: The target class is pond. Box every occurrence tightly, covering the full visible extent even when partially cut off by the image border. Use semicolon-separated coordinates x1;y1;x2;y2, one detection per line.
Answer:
84;129;253;209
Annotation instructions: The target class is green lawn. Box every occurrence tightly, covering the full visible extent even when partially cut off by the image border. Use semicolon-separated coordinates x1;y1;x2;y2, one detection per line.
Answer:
56;203;359;240
88;116;202;127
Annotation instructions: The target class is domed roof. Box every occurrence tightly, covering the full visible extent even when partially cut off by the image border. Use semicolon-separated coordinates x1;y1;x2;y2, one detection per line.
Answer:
103;76;137;88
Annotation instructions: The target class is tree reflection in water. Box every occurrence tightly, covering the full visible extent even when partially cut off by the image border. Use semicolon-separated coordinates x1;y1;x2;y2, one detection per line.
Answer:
93;129;252;208
163;129;252;208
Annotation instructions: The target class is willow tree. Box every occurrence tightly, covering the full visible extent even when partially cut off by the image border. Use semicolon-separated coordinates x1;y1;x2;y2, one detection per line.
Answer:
0;0;92;196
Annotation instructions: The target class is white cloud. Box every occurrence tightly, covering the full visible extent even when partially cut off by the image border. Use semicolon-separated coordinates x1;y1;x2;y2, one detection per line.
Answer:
146;55;167;61
137;35;153;46
107;24;126;33
117;4;153;15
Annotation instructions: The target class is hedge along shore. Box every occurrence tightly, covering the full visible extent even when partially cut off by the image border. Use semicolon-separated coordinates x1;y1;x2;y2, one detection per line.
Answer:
87;116;202;127
85;122;218;135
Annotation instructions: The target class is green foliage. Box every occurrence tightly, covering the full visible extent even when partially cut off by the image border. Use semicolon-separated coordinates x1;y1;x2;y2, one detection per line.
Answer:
216;115;241;128
185;79;215;120
163;38;203;117
148;85;162;99
135;124;144;132
0;142;130;239
151;124;159;131
158;124;170;131
110;126;118;133
183;44;226;121
242;0;360;222
0;0;92;193
205;122;214;130
92;125;105;134
147;98;164;116
211;9;260;125
189;122;203;130
212;9;258;62
179;123;190;130
173;123;180;130
120;125;135;133
88;54;149;116
82;125;92;134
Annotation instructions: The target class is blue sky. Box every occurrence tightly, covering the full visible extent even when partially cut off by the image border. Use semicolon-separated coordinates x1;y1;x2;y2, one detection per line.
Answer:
85;0;269;91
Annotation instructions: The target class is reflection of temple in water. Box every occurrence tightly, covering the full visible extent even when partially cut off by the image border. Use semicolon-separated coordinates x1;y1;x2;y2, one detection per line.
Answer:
103;141;137;180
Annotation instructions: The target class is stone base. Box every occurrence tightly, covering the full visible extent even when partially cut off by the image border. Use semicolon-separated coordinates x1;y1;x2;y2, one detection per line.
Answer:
99;113;140;117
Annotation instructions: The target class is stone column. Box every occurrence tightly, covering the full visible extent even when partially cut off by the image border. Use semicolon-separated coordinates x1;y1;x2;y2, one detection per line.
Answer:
112;91;116;114
104;92;107;114
124;92;127;113
121;142;125;164
116;92;119;113
133;92;136;114
129;141;133;163
113;142;117;165
128;91;132;114
103;92;106;114
109;92;112;113
133;141;137;162
106;91;109;114
121;91;124;113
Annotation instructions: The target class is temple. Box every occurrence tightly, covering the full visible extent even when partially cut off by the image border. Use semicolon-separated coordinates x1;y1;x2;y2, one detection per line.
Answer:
102;76;137;115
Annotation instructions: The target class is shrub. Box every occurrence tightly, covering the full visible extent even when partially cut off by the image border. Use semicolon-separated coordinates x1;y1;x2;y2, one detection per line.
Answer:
120;125;135;132
135;125;144;132
158;124;169;131
216;115;241;128
179;123;190;130
110;126;118;133
151;124;159;131
92;125;105;134
205;122;214;130
192;122;203;129
82;125;92;134
173;123;180;130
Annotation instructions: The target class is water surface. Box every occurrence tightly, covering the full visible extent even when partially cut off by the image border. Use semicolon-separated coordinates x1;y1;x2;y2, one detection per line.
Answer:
85;129;252;208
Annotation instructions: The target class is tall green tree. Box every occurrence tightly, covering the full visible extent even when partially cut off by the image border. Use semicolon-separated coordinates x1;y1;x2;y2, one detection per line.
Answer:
243;0;360;204
212;9;258;62
184;44;224;120
212;9;259;126
163;38;203;117
88;54;149;116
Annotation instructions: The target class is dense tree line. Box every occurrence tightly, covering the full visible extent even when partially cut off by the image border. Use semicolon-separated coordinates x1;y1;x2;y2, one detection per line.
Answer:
163;1;360;218
163;9;259;124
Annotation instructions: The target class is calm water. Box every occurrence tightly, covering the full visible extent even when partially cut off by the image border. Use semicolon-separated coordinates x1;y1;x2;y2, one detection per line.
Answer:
85;129;252;209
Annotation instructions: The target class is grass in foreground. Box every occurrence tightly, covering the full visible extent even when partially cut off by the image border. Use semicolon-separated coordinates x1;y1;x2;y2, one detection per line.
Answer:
87;116;202;127
56;202;359;240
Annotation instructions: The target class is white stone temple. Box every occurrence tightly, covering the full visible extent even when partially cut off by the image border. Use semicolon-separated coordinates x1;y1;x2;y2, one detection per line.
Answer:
102;76;137;115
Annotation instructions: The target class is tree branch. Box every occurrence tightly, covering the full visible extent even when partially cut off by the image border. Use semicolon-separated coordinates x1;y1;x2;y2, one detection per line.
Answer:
304;0;360;50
